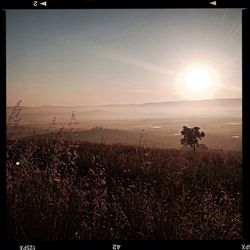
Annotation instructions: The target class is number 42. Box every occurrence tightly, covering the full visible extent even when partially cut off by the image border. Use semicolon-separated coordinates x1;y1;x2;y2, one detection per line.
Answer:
113;244;121;250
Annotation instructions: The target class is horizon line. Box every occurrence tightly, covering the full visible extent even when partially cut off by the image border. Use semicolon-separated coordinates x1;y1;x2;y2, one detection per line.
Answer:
7;97;242;108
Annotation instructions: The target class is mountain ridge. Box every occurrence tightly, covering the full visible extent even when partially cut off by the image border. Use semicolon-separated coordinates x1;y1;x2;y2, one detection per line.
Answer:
7;97;242;108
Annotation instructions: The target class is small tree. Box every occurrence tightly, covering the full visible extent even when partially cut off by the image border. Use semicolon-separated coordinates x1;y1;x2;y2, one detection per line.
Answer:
180;126;205;152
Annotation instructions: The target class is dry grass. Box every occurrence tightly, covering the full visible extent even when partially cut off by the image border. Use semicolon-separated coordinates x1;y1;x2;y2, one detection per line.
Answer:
6;137;242;240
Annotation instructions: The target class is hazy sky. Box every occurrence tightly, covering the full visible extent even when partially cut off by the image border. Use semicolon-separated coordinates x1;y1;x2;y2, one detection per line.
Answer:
6;9;242;106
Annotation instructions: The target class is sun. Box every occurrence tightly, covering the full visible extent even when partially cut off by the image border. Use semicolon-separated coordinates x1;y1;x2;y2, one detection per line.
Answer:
176;64;219;99
184;68;212;92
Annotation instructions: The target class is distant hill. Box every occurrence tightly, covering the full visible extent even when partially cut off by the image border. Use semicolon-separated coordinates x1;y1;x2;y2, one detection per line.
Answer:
129;98;242;107
7;98;242;146
7;98;242;118
79;109;118;117
7;98;241;109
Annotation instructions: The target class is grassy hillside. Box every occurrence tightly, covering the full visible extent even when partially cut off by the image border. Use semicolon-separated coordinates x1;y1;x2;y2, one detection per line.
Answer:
7;137;242;240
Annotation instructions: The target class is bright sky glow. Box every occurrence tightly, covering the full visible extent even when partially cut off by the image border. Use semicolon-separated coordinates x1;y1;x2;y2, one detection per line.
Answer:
184;68;212;92
6;9;242;106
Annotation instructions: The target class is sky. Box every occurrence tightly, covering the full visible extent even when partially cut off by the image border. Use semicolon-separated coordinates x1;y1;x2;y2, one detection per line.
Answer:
6;9;242;106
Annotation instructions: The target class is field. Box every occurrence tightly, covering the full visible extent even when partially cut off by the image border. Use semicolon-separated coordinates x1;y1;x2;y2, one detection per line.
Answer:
6;135;242;240
7;98;242;151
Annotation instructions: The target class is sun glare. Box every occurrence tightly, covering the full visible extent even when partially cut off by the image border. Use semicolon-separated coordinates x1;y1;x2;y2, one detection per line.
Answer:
176;64;219;100
184;68;212;92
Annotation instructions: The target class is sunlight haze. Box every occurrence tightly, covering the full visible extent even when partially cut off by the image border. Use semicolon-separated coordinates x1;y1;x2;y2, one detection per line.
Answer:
6;9;242;106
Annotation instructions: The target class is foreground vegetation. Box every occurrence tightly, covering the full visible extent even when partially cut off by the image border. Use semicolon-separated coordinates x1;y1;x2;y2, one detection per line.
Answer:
6;137;242;240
